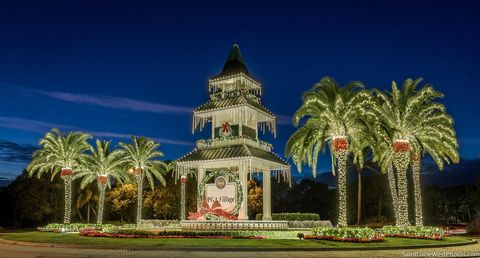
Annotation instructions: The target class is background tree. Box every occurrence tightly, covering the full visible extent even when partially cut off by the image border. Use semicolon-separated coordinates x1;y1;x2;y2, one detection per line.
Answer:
75;186;97;223
286;76;374;227
120;136;167;224
248;179;263;218
106;183;137;223
74;140;128;224
27;129;91;224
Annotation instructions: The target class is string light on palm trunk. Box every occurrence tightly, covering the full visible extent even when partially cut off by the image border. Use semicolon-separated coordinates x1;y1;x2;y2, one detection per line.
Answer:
61;167;73;224
332;136;349;228
97;174;108;225
412;155;423;226
180;175;187;220
135;168;144;225
386;165;399;224
393;139;410;226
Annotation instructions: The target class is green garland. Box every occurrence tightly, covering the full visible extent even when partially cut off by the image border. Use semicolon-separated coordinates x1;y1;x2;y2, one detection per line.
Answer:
197;169;244;219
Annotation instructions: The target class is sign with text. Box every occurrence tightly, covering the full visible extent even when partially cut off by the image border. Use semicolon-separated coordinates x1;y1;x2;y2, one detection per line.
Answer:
205;176;236;212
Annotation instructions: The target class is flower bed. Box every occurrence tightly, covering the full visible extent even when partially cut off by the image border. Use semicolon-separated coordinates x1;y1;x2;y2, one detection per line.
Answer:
255;213;320;221
382;226;445;240
38;223;136;233
306;227;383;243
80;228;310;239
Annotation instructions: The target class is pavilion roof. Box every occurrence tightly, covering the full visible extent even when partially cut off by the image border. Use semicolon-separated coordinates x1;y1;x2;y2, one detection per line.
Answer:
177;144;289;166
194;94;274;116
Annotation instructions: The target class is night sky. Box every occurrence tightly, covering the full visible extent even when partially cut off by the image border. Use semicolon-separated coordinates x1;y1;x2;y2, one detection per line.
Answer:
0;1;479;183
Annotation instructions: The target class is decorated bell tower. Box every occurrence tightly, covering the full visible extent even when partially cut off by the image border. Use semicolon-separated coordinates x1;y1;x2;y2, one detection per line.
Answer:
177;44;290;221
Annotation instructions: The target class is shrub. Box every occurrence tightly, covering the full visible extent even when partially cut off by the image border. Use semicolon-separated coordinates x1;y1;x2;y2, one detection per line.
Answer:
306;227;383;242
256;213;320;221
382;226;445;240
138;219;180;228
362;216;390;229
287;220;333;228
39;223;135;233
467;217;480;234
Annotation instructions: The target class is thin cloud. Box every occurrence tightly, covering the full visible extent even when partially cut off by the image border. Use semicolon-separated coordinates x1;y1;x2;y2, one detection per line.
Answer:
0;140;38;163
38;90;193;115
0;116;192;146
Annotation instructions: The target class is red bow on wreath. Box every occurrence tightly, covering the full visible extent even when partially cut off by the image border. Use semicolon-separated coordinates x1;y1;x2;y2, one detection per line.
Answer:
188;196;237;220
221;122;230;133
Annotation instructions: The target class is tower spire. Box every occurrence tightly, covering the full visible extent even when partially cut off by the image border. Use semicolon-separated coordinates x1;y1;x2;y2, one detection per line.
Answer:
213;44;249;78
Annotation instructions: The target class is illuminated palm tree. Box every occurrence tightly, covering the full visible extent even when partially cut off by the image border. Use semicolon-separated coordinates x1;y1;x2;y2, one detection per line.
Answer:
119;136;167;224
74;140;129;224
27;128;92;224
374;78;459;226
286;76;376;227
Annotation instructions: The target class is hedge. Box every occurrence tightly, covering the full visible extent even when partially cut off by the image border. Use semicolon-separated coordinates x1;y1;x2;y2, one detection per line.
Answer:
287;220;332;228
98;229;310;239
382;226;445;240
255;213;320;221
307;227;383;242
38;223;136;233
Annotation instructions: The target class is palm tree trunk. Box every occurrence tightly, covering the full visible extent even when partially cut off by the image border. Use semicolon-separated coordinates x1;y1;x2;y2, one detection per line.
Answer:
180;181;186;220
356;165;362;225
87;202;90;223
386;164;400;224
63;176;72;224
394;152;410;226
136;174;144;225
97;184;107;224
336;152;348;227
412;159;423;226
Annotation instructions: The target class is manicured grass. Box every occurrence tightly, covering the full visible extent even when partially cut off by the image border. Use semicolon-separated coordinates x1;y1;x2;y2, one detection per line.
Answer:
0;231;472;249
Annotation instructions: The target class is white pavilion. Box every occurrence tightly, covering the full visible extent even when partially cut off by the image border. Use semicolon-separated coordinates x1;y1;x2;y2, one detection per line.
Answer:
177;44;290;221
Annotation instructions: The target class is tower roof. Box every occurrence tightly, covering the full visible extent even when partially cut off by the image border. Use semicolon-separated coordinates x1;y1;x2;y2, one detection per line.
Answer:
212;44;249;79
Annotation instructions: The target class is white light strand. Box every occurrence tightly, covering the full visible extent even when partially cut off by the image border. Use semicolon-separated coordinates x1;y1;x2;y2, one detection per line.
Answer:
334;150;348;227
412;158;423;226
393;150;410;226
63;175;72;224
97;183;107;224
386;164;400;224
136;173;144;225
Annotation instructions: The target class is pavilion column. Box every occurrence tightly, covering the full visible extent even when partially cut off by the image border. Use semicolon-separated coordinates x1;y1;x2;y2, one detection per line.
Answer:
197;168;206;212
262;169;272;220
238;165;248;220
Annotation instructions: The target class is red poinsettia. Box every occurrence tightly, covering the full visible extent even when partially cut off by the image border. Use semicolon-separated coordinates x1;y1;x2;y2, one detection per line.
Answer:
60;168;73;177
393;140;409;153
97;175;108;185
332;137;349;152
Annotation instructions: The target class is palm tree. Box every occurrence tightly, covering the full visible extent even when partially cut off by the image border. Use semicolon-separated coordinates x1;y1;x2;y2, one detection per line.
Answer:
74;140;129;224
286;76;375;227
374;78;459;226
27;128;92;224
119;136;167;224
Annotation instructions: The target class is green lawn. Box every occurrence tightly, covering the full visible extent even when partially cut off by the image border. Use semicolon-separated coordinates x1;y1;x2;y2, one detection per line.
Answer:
0;231;473;249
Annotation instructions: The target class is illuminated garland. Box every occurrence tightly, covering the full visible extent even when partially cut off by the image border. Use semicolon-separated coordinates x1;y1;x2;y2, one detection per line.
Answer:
386;165;399;224
62;175;72;224
196;169;244;219
393;140;410;226
136;173;144;225
180;176;186;220
97;180;108;225
412;156;423;226
333;136;349;227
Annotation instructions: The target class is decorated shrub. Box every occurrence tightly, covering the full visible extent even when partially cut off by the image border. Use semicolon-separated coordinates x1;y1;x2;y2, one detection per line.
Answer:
306;227;383;242
39;223;135;232
255;213;320;221
382;226;445;240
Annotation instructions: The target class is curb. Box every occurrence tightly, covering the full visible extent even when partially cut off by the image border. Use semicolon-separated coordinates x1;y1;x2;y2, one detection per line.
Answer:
0;236;476;252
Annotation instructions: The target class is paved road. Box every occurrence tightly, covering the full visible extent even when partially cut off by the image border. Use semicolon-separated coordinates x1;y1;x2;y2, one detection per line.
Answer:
1;240;480;258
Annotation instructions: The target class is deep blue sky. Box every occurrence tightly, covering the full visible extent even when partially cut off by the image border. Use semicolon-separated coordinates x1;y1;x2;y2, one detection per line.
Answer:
0;0;479;182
